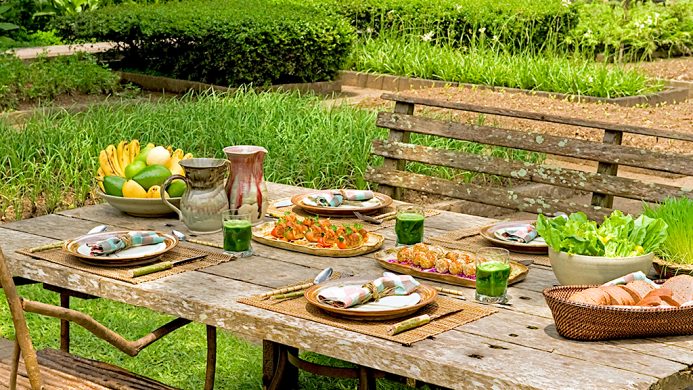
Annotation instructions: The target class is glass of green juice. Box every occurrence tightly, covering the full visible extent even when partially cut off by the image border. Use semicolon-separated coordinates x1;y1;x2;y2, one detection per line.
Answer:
395;205;425;246
222;210;253;257
475;248;511;303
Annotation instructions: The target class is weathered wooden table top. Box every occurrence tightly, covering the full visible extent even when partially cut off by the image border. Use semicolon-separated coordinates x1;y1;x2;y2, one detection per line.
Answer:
1;182;692;389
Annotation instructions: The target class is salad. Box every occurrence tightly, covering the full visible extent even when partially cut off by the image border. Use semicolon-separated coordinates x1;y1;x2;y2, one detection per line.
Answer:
536;210;668;257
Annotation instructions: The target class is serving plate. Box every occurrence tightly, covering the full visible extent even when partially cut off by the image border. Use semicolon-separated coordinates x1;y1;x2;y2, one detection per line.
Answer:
479;220;548;254
63;230;178;267
252;222;384;257
305;279;437;320
290;192;393;217
374;248;529;288
97;190;181;218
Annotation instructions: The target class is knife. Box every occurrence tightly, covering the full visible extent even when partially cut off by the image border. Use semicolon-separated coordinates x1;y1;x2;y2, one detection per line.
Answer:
130;254;208;278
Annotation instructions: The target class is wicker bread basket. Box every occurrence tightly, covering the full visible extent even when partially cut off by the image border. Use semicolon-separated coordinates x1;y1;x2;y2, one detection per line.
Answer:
543;285;693;341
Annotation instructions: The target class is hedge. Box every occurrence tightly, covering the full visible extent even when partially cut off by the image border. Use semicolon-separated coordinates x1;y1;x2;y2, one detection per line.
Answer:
55;0;354;86
296;0;579;50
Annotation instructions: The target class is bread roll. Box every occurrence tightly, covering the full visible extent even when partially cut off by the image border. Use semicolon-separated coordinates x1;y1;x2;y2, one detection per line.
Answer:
625;280;655;299
636;288;673;307
602;286;636;306
619;285;644;303
569;288;610;306
661;275;693;306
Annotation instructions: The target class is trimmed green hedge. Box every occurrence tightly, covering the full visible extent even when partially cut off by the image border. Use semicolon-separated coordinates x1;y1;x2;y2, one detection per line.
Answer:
55;0;354;86
297;0;578;50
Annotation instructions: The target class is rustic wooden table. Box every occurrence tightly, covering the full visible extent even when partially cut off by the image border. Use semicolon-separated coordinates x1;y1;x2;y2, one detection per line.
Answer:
1;182;692;389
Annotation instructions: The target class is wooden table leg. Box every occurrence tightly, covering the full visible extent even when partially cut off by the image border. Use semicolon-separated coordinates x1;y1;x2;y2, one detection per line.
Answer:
263;340;298;390
358;366;376;390
59;292;70;353
205;325;216;390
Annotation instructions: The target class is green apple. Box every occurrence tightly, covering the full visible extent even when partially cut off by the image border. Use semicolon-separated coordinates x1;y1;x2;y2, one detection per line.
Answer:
134;144;155;164
124;160;147;180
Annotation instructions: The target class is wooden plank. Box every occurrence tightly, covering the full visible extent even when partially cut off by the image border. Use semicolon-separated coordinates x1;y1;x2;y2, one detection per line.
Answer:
366;167;612;219
380;101;415;200
371;140;692;203
380;93;693;142
591;130;623;208
376;112;693;175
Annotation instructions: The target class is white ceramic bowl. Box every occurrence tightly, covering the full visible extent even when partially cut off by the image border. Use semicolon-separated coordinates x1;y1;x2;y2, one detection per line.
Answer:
97;190;181;218
549;248;654;285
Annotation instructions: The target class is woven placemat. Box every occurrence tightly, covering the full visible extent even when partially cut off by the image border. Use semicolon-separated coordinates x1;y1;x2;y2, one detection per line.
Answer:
426;226;550;266
17;243;235;284
239;289;496;346
267;196;441;232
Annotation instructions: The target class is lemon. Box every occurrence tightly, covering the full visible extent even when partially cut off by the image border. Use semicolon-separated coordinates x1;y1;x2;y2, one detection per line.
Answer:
103;176;126;197
122;180;148;198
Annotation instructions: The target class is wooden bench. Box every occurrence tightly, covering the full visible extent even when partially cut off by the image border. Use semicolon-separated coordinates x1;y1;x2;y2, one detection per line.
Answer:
367;93;693;219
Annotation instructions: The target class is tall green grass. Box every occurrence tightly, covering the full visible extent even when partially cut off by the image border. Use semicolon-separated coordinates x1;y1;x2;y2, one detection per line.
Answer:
643;197;693;265
0;90;543;219
349;34;663;98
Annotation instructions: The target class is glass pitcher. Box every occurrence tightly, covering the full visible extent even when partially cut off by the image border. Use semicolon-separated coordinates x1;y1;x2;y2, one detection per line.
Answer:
161;158;229;234
223;145;268;224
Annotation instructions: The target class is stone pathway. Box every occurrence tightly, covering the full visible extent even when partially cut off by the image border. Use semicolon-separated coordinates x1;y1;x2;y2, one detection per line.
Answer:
7;42;116;60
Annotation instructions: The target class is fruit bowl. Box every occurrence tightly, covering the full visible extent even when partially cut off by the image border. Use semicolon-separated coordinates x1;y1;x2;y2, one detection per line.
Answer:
97;190;181;218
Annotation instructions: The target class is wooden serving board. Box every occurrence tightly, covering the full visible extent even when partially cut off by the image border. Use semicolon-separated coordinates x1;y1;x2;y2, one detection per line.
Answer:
374;248;529;288
252;222;384;257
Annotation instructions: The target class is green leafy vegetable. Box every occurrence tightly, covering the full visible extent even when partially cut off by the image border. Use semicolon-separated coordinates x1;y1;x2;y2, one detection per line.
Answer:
536;210;668;257
643;198;693;265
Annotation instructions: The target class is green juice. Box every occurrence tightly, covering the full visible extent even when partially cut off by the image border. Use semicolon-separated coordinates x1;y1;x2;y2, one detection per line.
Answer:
395;212;425;245
223;220;252;253
475;261;511;298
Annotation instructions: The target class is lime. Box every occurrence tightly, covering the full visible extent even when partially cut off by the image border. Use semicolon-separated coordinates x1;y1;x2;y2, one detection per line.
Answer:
102;176;126;197
166;179;187;198
122;180;148;198
124;160;147;179
132;164;171;190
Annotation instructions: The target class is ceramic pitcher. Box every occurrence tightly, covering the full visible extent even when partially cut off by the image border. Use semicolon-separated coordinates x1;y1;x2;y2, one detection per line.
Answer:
161;158;229;233
223;145;268;224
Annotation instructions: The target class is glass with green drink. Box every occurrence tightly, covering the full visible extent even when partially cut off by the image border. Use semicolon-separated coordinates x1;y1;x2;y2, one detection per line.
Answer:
222;210;253;257
475;248;511;303
395;205;425;246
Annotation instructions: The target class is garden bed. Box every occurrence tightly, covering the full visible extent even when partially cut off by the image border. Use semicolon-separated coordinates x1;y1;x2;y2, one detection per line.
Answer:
340;70;689;107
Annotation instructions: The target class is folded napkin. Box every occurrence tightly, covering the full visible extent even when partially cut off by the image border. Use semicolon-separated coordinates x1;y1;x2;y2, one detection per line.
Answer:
89;231;165;256
308;190;374;208
318;273;419;308
495;225;538;243
601;271;658;287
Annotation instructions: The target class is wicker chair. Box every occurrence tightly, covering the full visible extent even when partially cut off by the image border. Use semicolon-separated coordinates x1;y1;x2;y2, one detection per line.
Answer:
0;245;186;389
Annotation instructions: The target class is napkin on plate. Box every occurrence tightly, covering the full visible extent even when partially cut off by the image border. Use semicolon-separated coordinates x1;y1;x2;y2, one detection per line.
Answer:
317;273;419;308
88;231;165;256
307;190;374;208
494;224;538;243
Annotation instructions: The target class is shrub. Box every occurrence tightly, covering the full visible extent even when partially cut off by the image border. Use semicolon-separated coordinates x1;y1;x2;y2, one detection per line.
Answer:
0;53;120;109
55;0;354;86
296;0;578;51
566;0;693;61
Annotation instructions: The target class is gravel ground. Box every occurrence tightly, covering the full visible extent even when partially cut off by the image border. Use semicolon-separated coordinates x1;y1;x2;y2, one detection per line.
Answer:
629;56;693;81
358;86;693;154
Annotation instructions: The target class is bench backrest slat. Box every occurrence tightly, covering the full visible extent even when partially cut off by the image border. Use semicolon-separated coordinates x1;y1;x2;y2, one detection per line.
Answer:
367;167;613;218
381;93;693;142
371;140;691;204
377;112;693;176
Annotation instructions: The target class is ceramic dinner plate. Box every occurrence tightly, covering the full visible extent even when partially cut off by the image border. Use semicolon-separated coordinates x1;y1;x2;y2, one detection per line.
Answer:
479;220;548;254
305;279;437;320
291;192;393;217
63;230;178;267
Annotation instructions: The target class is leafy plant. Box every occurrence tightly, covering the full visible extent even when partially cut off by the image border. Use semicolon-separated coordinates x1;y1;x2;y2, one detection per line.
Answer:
536;210;668;257
55;0;355;86
0;4;20;46
643;197;693;265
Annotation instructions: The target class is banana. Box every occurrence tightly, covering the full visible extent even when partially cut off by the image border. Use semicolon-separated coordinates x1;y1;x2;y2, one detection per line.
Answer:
116;140;126;168
96;167;105;181
182;153;193;160
99;150;116;176
98;181;105;192
105;145;123;177
172;149;184;160
166;145;173;155
118;140;131;170
129;139;140;162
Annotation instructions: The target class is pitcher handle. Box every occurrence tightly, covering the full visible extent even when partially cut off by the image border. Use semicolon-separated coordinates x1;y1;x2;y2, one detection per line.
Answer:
161;175;189;221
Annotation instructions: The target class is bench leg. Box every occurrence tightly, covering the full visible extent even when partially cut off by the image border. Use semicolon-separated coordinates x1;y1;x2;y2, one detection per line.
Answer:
358;366;377;390
205;325;216;390
263;340;298;390
59;292;70;353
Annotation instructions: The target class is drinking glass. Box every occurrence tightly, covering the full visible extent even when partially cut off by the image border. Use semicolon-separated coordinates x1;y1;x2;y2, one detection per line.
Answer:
475;248;511;303
395;205;425;246
222;210;253;257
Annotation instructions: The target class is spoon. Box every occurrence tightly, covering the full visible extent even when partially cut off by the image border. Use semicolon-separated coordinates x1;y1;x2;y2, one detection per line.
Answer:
172;230;223;249
259;267;334;300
